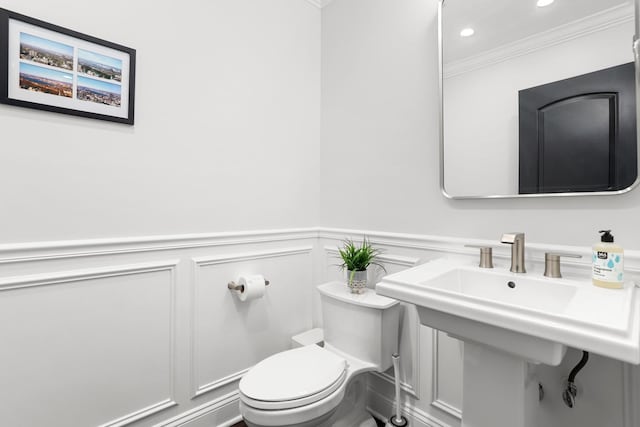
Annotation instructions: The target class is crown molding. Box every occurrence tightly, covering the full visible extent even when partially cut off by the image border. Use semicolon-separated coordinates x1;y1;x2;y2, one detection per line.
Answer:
306;0;336;9
444;3;634;78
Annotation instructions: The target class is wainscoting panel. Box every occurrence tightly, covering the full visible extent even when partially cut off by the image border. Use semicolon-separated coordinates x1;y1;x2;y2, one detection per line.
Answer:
431;331;463;419
2;227;637;427
153;391;241;427
192;247;314;398
322;227;640;427
0;261;178;427
0;229;317;427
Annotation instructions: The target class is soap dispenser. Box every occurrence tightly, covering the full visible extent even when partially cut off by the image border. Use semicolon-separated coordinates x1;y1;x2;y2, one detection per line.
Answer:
592;230;624;289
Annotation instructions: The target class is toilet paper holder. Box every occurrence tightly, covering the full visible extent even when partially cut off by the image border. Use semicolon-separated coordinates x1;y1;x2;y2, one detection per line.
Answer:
227;279;270;292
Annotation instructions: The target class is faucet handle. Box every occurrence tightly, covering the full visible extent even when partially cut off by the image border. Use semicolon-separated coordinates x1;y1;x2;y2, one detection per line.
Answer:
465;245;494;268
544;252;582;278
501;232;525;244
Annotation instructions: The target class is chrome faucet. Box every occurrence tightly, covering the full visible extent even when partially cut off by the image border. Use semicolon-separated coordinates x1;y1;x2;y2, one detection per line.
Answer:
501;232;526;273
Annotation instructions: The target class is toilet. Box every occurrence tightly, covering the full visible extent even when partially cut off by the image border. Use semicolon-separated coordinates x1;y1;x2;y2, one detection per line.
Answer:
238;281;401;427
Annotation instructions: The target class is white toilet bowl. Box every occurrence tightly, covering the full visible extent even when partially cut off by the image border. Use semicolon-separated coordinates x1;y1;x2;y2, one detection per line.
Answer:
239;281;401;427
239;344;375;427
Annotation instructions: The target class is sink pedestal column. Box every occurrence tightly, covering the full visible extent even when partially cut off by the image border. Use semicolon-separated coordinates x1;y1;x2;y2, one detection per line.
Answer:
463;342;538;427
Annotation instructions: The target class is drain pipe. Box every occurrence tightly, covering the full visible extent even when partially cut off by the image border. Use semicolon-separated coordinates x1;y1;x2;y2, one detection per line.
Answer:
386;353;408;427
562;351;589;408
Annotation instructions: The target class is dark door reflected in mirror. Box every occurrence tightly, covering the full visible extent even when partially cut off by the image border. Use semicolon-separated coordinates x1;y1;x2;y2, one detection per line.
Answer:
518;62;637;194
439;0;639;198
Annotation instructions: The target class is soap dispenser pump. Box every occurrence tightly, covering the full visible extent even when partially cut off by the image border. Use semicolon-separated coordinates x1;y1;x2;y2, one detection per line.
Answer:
592;230;624;289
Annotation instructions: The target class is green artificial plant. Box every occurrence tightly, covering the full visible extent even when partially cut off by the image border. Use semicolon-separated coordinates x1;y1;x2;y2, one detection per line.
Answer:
337;237;386;276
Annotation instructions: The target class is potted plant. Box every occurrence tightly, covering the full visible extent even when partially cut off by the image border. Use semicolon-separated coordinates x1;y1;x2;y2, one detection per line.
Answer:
337;237;385;294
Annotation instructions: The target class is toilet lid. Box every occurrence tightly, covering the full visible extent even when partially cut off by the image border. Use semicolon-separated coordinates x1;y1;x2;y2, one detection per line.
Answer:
239;345;347;406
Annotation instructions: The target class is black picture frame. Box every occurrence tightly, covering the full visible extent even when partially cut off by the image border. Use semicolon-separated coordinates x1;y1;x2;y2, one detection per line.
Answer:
0;8;136;125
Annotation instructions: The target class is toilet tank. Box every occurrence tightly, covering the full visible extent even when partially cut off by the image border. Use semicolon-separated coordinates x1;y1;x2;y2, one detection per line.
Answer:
317;281;401;372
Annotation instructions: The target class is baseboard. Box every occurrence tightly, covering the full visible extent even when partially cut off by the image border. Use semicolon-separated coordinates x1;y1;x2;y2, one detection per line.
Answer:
217;415;243;427
366;386;452;427
153;392;240;427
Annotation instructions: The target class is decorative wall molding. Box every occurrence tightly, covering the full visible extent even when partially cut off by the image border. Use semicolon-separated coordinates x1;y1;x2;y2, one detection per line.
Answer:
322;227;640;425
194;368;250;399
323;247;419;269
190;246;314;398
319;227;640;270
0;260;180;291
0;260;180;427
320;227;510;258
153;391;240;427
3;226;639;426
320;228;472;254
337;227;638;426
3;226;638;270
431;331;462;420
377;253;421;268
192;246;314;266
623;363;639;427
0;228;317;265
444;3;635;78
99;400;178;427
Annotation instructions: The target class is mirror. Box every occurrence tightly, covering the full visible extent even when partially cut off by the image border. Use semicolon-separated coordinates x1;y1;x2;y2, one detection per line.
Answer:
439;0;640;198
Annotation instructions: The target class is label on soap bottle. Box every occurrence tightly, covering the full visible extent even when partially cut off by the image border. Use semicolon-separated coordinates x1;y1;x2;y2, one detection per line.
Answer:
592;250;624;283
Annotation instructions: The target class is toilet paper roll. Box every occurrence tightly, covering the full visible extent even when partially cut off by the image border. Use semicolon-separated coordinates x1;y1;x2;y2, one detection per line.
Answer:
237;274;266;302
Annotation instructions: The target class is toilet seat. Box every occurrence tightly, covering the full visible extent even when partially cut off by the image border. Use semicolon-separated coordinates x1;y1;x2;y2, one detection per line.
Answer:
239;345;347;410
242;370;347;410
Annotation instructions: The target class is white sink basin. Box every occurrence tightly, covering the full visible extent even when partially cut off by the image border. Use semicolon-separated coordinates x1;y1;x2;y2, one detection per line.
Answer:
423;268;577;313
376;258;640;365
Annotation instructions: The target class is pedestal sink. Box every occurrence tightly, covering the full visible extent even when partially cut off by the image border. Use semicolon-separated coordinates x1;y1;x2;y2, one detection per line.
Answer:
376;258;640;427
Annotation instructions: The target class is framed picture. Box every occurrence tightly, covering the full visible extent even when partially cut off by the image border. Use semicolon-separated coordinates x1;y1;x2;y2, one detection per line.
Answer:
0;8;136;125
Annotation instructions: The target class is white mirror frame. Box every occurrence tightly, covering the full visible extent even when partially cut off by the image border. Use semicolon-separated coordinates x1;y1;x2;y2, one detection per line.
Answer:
438;0;640;199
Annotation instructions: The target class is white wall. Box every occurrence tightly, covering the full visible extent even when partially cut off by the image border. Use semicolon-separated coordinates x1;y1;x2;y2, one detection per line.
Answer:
0;1;321;426
320;0;640;248
321;0;640;426
4;0;640;426
444;21;633;196
0;0;321;243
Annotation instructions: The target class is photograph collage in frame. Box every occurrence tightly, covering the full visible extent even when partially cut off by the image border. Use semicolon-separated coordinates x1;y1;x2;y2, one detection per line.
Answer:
0;8;136;124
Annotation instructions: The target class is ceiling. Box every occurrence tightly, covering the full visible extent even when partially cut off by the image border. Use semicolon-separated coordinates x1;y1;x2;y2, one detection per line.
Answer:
306;0;335;8
443;0;633;63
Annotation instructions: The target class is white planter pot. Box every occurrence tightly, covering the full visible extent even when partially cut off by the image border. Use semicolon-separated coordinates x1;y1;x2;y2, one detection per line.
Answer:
347;270;367;294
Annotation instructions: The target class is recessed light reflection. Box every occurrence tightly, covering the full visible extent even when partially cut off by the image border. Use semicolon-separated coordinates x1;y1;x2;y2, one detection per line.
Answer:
460;28;475;37
537;0;555;7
